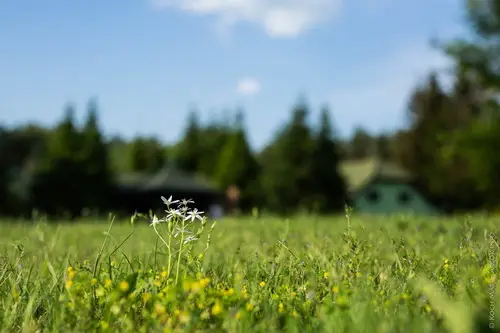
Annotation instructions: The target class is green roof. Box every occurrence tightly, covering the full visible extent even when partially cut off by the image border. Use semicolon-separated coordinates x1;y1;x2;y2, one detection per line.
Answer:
117;167;218;193
340;157;413;193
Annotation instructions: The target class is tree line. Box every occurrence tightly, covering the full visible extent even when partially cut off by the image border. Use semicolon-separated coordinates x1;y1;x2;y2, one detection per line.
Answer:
1;0;500;217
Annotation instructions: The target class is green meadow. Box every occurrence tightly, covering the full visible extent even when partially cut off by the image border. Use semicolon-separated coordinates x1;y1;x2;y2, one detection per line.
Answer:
0;211;498;333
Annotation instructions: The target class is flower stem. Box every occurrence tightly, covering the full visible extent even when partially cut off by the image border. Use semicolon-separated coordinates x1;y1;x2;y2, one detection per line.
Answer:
175;218;185;285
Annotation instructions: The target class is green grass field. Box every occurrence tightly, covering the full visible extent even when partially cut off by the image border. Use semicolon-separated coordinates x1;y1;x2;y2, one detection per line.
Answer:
0;207;499;332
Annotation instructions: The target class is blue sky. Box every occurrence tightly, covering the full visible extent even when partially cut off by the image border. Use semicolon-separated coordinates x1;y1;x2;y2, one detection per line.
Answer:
1;0;465;149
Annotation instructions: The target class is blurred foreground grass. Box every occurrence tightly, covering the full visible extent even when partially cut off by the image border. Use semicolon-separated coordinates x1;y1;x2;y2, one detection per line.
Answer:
0;213;499;333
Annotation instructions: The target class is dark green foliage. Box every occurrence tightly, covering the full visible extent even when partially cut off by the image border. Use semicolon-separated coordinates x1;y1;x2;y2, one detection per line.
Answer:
260;100;316;214
308;106;347;213
5;0;500;219
30;105;85;217
398;73;451;196
129;137;165;173
348;127;375;159
175;110;203;173
214;110;261;211
80;100;114;211
198;119;231;179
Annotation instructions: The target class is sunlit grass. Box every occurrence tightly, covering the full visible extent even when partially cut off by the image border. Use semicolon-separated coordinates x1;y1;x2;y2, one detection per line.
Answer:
0;205;498;332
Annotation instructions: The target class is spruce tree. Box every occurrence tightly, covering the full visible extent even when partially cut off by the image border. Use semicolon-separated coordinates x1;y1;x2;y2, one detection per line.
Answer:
260;99;314;214
309;105;347;213
81;99;112;211
176;109;202;173
31;104;85;217
214;110;260;211
129;137;165;173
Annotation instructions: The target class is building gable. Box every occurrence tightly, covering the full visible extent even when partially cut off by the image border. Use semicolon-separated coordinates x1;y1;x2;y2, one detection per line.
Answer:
354;182;437;215
340;157;413;194
340;157;438;215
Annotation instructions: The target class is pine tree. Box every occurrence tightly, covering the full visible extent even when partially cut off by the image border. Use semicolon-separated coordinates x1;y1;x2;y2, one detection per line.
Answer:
81;99;112;211
349;127;374;159
260;99;314;214
214;110;260;211
399;73;449;191
129;137;165;173
375;134;392;161
30;104;85;217
198;115;231;178
176;110;203;173
130;138;150;172
309;106;347;213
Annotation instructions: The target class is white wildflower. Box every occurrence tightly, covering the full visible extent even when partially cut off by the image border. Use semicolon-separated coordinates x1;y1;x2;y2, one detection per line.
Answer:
161;195;179;208
150;215;165;227
178;198;194;208
183;236;199;244
166;208;183;220
185;208;204;222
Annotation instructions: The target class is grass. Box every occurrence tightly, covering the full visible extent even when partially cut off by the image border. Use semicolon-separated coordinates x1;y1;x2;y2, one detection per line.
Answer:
0;202;499;332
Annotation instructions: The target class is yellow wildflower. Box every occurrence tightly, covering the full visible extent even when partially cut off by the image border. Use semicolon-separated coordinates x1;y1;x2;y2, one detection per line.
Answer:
143;292;152;303
211;302;223;315
200;278;210;287
179;311;190;324
155;303;166;316
245;303;254;311
337;296;348;306
223;288;234;296
119;281;129;292
65;280;73;289
259;281;265;287
100;321;109;330
96;287;105;297
10;287;19;300
111;304;121;315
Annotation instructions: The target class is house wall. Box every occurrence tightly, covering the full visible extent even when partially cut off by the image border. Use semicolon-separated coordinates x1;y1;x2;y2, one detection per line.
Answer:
353;182;437;215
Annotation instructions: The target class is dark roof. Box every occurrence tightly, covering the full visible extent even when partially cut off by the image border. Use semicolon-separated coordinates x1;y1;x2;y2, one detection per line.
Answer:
116;167;219;193
340;157;413;193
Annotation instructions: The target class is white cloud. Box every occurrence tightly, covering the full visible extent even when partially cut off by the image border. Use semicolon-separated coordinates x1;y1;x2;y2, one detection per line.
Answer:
151;0;342;37
236;77;261;95
328;41;454;135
